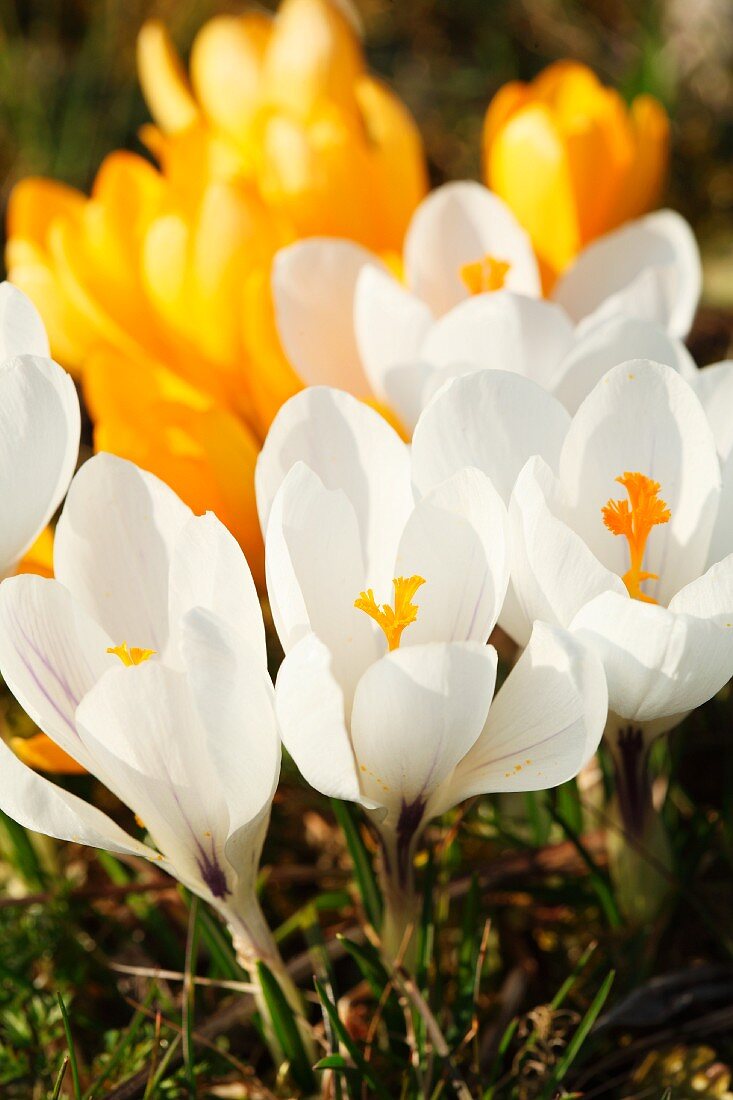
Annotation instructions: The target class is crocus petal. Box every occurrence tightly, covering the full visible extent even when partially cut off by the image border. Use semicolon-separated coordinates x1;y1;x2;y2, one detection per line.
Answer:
0;355;80;574
350;641;497;818
419;291;574;387
0;575;114;768
444;622;607;804
265;462;380;702
256;386;413;585
553;316;697;415
553;211;701;338
168;512;266;668
272;238;382;395
571;588;733;722
689;361;733;564
275;632;366;805
509;456;627;641
404;181;541;315
0;282;50;360
353;264;433;406
181;608;280;836
76;662;231;899
558;360;720;606
0;735;158;860
54;453;191;655
395;467;509;644
411;369;570;503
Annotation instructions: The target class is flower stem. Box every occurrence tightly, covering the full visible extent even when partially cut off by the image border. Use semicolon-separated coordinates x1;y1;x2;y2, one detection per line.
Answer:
377;824;421;967
225;894;316;1064
607;726;672;924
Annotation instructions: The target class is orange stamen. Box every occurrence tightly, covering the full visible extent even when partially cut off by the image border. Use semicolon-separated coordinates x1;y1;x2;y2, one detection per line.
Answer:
107;642;156;666
602;472;671;603
354;575;425;650
460;255;511;295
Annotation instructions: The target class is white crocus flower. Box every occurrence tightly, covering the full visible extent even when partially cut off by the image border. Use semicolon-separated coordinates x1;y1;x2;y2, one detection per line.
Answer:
414;359;733;731
256;386;608;956
0;282;80;575
272;182;540;410
272;183;701;432
0;453;302;1009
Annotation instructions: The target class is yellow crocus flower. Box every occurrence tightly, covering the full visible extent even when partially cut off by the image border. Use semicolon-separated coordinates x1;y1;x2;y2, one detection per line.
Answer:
482;60;669;288
6;0;427;590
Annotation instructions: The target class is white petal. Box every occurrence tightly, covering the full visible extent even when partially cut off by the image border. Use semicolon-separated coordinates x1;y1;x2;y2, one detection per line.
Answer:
0;355;80;573
395;467;509;644
350;641;497;818
181;607;280;834
668;552;733;620
0;282;50;360
510;456;626;635
0;735;157;860
571;589;733;721
353;265;433;407
272;239;381;396
446;622;607;803
168;512;266;668
553;211;702;338
419;292;574;387
689;361;733;564
404;182;541;315
265;462;380;704
0;575;114;768
54;453;191;655
559;360;720;605
411;369;570;503
554;316;698;415
76;663;232;899
377;360;443;435
256;386;413;585
275;632;365;805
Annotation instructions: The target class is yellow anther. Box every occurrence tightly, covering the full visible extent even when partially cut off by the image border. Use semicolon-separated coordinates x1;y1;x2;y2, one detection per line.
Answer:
354;575;426;651
460;254;511;295
107;642;156;667
602;472;671;603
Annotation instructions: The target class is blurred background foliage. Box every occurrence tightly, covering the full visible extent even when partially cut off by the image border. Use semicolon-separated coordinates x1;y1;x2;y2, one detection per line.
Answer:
0;0;731;303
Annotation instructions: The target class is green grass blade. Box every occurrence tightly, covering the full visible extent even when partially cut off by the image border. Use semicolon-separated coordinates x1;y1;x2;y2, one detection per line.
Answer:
549;806;622;928
257;961;316;1093
51;1057;69;1100
0;809;46;889
57;993;82;1100
542;970;615;1095
331;799;382;928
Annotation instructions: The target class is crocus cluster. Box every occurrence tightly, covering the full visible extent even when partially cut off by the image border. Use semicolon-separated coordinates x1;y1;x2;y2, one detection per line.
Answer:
0;2;730;1057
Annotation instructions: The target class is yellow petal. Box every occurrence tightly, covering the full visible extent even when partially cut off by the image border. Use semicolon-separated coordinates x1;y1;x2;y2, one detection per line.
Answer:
84;351;265;585
12;734;86;775
240;266;302;436
482;79;529;149
15;526;54;579
355;76;428;251
137;19;199;134
190;14;272;144
261;0;364;118
6;176;85;249
486;101;579;288
190;180;281;375
5;178;92;374
614;94;670;224
257;105;376;241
